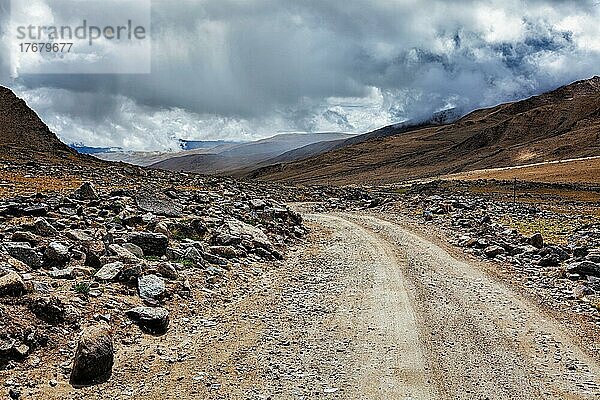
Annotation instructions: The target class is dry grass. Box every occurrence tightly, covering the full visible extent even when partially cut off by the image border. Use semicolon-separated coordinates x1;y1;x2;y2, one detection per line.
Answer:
447;157;600;186
0;171;83;198
499;215;589;245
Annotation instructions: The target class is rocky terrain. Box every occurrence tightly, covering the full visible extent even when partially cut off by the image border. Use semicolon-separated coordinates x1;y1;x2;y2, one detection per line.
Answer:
0;160;312;397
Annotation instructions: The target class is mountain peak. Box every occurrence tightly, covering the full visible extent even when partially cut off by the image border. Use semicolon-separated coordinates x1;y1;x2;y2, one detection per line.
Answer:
0;85;76;163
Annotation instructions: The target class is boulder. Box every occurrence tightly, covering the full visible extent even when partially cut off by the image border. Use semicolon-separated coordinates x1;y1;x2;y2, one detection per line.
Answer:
126;232;168;257
34;218;58;237
108;244;139;262
94;262;123;281
72;182;99;201
0;272;26;297
156;262;178;280
125;306;169;334
11;231;40;245
83;241;105;269
121;243;144;258
210;246;245;259
216;219;272;249
585;249;600;263
573;247;589;259
484;245;505;258
21;204;48;217
566;261;600;277
44;242;70;264
528;233;544;249
66;230;94;242
135;191;183;217
538;254;560;267
5;242;43;268
70;324;114;386
203;252;229;266
182;247;204;264
138;274;166;300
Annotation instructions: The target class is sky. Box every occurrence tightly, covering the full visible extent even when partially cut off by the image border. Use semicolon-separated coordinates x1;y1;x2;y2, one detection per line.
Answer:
0;0;599;151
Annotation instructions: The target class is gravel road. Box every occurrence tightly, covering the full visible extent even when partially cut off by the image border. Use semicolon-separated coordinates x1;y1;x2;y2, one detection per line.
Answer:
255;211;600;399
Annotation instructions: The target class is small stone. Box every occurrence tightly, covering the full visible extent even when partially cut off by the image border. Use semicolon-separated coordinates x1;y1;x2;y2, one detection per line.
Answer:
249;199;266;209
126;306;169;334
30;296;65;324
423;210;433;221
32;281;53;294
44;242;70;264
8;388;20;399
48;267;75;280
484;245;505;258
13;344;29;358
49;380;58;387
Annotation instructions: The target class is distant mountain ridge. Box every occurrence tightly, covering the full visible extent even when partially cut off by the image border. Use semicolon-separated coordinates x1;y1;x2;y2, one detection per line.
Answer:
248;76;600;185
151;132;354;175
150;109;462;176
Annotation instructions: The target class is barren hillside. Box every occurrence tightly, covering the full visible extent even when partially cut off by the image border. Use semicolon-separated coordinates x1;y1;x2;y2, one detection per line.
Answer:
0;87;79;163
249;77;600;185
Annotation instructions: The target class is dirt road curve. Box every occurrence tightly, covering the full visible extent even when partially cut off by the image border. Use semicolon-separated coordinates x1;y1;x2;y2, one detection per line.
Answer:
289;212;600;399
30;211;600;399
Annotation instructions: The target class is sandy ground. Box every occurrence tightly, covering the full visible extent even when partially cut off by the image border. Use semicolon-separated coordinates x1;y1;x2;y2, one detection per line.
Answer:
5;211;599;399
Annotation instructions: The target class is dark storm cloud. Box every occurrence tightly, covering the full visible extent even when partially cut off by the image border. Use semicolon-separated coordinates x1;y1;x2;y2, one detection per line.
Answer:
0;0;599;150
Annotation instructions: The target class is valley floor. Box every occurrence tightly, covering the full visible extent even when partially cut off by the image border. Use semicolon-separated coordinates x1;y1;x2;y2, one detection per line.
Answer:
18;209;599;399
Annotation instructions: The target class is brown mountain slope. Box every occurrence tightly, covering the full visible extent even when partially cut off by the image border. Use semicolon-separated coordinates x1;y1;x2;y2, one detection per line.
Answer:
248;76;600;185
0;86;78;163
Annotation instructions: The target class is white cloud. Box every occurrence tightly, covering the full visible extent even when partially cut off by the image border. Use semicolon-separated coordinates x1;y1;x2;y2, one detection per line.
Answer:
0;0;599;150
